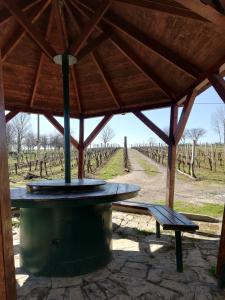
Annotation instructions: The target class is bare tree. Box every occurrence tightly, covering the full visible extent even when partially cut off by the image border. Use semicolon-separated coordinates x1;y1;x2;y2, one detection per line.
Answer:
100;126;115;147
11;113;31;154
186;128;206;143
24;131;36;152
211;106;225;144
40;134;49;151
6;123;15;152
180;129;188;144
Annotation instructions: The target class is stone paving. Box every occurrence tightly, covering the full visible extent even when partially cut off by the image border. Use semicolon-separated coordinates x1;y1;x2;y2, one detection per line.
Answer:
14;212;225;299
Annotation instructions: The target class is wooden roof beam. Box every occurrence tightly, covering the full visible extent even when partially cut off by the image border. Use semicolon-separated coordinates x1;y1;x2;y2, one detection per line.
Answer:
77;33;111;61
69;0;112;56
45;114;79;149
174;90;197;145
74;0;201;78
2;0;51;62
174;0;225;32
134;111;170;145
0;0;42;25
84;115;113;148
5;110;19;123
2;0;57;60
53;0;68;50
114;0;207;21
208;73;225;103
91;50;121;109
30;4;54;107
110;34;176;100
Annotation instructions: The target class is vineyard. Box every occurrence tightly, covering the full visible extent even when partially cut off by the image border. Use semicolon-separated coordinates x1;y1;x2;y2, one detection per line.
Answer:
132;142;225;182
8;145;120;184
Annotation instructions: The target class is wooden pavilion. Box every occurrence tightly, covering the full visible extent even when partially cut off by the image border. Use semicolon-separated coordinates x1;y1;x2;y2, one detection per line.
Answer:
1;0;225;298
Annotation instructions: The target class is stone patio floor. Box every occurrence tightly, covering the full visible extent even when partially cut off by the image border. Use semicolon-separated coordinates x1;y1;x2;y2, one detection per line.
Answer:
14;211;225;300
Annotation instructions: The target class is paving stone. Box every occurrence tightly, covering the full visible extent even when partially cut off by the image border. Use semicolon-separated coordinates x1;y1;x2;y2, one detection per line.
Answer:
98;278;125;297
192;267;217;284
147;268;162;283
68;287;84;300
110;294;130;300
46;288;66;300
24;287;49;300
83;283;106;300
162;269;198;283
83;268;111;283
185;249;209;268
107;257;126;272
194;286;213;300
51;276;82;288
160;279;190;295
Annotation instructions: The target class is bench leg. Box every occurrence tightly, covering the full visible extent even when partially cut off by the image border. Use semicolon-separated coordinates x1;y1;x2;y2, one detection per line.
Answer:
156;221;160;238
175;230;183;272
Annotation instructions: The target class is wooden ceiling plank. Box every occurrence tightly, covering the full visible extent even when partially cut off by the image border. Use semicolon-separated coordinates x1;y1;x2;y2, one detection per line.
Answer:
74;0;201;78
2;0;57;60
60;8;82;114
134;111;170;145
114;0;207;21
77;33;111;61
69;0;112;56
30;4;55;108
0;0;42;25
174;0;225;31
71;67;82;114
53;0;68;50
91;50;121;109
45;114;79;149
84;115;113;148
208;73;225;103
175;90;197;144
2;0;52;62
70;2;177;99
110;34;176;100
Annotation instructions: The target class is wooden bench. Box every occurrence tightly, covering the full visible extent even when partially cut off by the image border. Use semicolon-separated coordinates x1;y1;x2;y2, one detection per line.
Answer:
113;201;199;272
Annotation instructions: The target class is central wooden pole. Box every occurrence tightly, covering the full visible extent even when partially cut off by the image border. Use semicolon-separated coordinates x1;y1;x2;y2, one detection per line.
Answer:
78;117;85;179
166;104;178;208
62;53;71;183
0;52;16;300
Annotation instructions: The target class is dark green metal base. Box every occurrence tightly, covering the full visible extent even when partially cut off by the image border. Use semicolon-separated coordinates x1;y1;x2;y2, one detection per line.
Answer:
20;203;112;277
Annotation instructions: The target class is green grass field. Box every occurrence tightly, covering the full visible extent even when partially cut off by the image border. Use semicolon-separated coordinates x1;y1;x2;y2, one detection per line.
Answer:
96;149;126;180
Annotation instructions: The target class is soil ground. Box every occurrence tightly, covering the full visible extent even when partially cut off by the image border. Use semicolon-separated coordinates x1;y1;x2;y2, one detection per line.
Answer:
109;149;225;205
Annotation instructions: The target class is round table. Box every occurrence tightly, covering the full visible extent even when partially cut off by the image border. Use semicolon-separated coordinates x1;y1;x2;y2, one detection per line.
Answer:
11;179;139;277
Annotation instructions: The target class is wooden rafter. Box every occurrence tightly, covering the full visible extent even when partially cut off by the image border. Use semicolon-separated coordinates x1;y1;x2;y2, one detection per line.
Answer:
2;0;52;62
91;50;121;109
114;0;207;21
59;7;82;114
69;0;112;56
74;0;201;78
174;0;225;32
84;115;113;148
0;0;42;25
175;90;197;144
45;114;79;149
77;33;111;61
30;4;54;107
110;34;176;100
134;111;170;145
53;0;68;50
70;2;176;99
2;0;57;60
5;110;19;123
208;73;225;103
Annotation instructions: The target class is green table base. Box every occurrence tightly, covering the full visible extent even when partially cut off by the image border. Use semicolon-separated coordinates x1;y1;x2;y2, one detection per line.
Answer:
20;203;112;277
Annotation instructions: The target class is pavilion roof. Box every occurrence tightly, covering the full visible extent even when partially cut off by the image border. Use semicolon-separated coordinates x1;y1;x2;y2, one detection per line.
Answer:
1;0;225;118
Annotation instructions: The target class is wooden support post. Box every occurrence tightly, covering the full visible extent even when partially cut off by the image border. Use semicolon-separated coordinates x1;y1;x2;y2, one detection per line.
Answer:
5;110;18;123
217;205;225;288
208;73;225;104
0;52;16;300
78;118;84;179
166;105;178;208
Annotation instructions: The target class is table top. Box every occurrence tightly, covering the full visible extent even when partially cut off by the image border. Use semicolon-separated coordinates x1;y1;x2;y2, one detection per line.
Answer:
11;183;140;208
26;179;106;192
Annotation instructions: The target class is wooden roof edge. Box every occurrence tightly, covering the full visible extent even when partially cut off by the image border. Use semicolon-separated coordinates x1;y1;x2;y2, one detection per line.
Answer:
5;100;174;120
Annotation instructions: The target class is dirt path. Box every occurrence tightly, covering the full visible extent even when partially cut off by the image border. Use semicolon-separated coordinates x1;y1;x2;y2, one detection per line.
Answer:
109;149;225;205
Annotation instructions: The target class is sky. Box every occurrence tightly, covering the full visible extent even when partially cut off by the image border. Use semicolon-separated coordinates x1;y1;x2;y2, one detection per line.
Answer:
27;85;224;147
